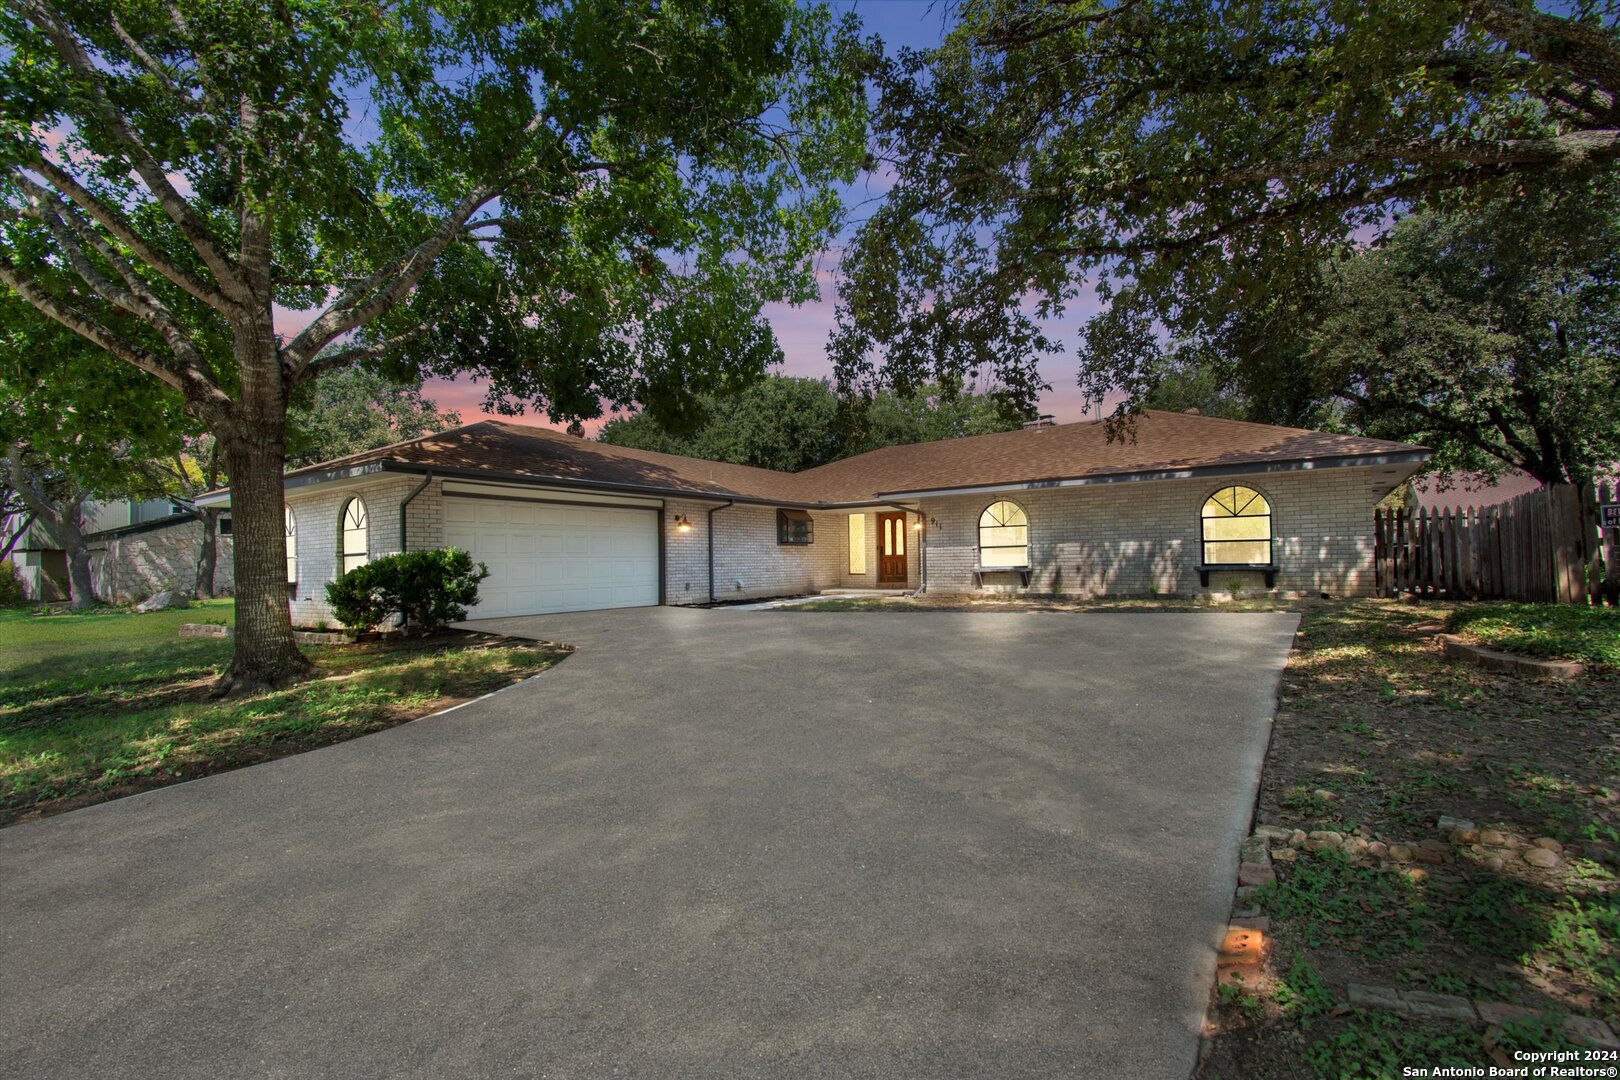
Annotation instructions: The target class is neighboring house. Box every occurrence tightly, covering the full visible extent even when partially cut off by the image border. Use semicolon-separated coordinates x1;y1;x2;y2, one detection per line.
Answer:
3;498;233;603
198;410;1428;625
5;516;73;602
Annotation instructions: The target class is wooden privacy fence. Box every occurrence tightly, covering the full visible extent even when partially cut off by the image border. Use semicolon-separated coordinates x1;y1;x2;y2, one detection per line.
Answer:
1374;482;1620;605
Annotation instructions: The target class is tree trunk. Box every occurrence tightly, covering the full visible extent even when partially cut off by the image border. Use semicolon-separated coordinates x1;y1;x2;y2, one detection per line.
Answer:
49;494;95;610
193;507;219;599
64;529;96;610
219;433;310;691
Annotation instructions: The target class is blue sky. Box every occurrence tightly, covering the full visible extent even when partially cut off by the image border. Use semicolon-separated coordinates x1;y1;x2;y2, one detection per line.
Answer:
427;0;1107;431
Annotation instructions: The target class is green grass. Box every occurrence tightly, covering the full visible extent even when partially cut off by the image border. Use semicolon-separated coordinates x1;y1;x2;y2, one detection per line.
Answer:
788;597;900;611
1446;603;1620;670
0;603;566;822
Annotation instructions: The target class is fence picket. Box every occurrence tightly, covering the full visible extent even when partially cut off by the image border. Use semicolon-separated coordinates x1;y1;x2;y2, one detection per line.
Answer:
1464;508;1477;599
1379;482;1613;605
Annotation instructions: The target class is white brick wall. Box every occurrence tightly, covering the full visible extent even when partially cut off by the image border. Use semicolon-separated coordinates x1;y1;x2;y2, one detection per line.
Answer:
281;464;1386;621
664;499;844;604
286;475;436;626
916;468;1388;598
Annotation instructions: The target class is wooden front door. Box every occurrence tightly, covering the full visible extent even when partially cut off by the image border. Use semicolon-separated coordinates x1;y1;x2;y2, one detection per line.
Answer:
877;512;908;584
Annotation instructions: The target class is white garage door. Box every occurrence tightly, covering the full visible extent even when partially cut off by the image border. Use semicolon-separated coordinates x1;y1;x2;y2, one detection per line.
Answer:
443;497;659;618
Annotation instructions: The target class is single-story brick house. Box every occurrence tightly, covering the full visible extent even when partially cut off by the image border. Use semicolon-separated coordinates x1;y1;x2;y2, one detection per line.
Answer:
198;410;1428;624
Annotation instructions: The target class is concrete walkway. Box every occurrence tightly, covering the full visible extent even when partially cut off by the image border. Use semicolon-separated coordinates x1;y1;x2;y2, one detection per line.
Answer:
0;607;1298;1079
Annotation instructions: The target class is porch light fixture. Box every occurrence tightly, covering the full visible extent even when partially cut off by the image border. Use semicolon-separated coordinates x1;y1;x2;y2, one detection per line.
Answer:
673;514;693;533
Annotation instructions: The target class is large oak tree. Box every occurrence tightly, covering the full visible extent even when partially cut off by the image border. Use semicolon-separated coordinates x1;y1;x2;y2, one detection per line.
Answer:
0;0;867;688
832;0;1620;426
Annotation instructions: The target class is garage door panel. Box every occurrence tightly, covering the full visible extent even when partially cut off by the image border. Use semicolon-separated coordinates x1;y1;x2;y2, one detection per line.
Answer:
446;497;659;617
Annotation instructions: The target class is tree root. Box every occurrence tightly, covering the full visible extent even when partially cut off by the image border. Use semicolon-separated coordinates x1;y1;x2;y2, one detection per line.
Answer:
209;653;316;698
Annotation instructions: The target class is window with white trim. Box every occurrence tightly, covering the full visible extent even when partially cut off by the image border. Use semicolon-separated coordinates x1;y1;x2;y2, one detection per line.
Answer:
285;507;297;584
340;498;369;575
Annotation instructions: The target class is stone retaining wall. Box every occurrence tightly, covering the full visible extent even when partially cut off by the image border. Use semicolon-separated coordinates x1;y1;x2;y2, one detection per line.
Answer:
91;518;234;604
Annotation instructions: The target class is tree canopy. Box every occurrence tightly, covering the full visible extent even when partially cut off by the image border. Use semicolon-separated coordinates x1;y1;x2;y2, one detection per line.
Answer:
1128;180;1620;486
0;0;869;686
597;374;1026;472
287;368;460;470
832;0;1620;421
1308;185;1620;484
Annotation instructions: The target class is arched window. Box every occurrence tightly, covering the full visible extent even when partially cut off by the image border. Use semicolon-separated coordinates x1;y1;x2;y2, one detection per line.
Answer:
1201;486;1273;565
340;497;369;575
978;500;1029;568
285;507;298;584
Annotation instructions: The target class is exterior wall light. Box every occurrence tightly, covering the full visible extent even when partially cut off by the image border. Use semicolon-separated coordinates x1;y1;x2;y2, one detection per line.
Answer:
673;514;693;533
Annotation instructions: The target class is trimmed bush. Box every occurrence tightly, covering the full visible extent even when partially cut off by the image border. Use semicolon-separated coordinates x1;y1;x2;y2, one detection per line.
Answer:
326;548;490;633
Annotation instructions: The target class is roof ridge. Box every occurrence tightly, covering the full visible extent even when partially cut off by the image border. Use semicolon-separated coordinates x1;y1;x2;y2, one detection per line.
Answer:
287;418;505;474
579;431;806;481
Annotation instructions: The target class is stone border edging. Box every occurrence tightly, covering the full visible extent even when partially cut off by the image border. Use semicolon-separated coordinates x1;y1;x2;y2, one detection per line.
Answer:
1217;818;1619;1055
1347;983;1620;1049
179;624;350;644
1437;634;1585;680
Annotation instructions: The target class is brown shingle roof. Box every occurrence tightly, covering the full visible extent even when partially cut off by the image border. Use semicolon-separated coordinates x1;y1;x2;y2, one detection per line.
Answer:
281;420;817;503
273;410;1427;506
797;410;1428;500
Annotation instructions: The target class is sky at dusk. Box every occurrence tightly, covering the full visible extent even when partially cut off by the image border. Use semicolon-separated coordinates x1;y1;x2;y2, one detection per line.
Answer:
417;0;1110;434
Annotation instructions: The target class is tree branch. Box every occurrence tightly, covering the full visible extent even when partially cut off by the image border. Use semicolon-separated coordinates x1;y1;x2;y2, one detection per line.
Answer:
1217;129;1620;184
980;0;1145;49
0;509;33;560
8;0;249;304
108;13;201;113
280;181;502;373
22;151;231;314
5;447;60;529
292;324;432;386
1463;0;1620;100
0;257;232;418
1031;165;1507;263
15;175;212;374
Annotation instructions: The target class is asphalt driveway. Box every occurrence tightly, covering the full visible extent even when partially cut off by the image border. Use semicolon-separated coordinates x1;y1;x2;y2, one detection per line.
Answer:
0;607;1298;1079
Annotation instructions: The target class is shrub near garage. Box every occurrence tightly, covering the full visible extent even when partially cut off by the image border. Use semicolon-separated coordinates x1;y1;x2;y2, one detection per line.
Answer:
326;549;490;633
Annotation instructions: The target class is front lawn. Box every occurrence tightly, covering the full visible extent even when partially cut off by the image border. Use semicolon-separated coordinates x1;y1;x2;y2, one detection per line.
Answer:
1446;603;1620;671
1200;601;1620;1078
0;602;567;826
